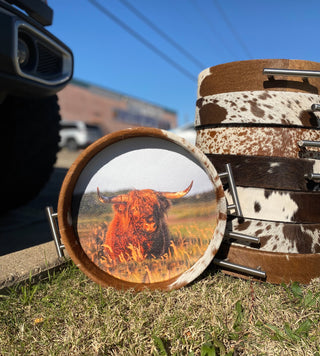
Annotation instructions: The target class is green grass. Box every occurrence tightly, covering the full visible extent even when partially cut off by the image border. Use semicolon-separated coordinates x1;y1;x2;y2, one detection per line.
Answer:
0;261;319;355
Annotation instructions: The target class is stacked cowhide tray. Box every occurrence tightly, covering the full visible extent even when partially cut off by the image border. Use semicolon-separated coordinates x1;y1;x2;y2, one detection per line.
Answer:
195;59;320;284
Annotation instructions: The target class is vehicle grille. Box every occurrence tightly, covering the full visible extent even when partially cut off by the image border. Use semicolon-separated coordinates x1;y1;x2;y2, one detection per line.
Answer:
16;22;73;86
37;43;62;77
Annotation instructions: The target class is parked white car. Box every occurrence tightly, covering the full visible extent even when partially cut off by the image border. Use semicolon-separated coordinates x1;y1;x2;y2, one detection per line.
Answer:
59;121;103;150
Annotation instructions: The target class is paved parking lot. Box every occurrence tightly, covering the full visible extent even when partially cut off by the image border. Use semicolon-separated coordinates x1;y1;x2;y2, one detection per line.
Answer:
0;149;80;288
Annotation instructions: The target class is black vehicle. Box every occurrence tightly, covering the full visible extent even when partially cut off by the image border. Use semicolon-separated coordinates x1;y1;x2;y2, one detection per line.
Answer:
0;0;73;213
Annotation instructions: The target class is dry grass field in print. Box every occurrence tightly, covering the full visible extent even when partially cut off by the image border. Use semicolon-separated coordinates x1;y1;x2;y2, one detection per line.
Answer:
77;194;218;284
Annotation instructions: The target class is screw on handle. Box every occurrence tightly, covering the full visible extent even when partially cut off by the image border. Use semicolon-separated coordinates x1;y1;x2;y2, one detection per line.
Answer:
311;104;320;112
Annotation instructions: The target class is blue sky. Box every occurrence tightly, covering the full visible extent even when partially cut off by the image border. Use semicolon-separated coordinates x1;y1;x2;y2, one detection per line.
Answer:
49;0;320;126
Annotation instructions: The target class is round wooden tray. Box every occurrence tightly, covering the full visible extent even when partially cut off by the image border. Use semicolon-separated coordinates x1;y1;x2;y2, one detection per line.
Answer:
216;242;320;285
196;126;320;159
206;154;319;192
57;127;227;290
198;59;320;97
195;91;320;128
225;186;320;224
226;216;320;254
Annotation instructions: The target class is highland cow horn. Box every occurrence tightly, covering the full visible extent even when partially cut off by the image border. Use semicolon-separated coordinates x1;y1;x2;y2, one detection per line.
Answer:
97;187;128;204
162;181;193;200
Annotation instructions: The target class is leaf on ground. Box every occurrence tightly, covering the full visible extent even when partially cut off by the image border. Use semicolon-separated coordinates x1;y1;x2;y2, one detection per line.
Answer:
200;342;217;356
153;335;168;356
290;282;303;299
295;319;312;337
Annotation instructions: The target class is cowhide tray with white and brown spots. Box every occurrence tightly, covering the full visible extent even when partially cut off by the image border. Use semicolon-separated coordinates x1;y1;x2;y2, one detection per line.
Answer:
226;217;320;254
57;127;228;291
206;154;320;191
215;242;320;284
195;59;320;284
224;186;320;223
197;59;320;97
195;91;320;128
217;216;320;284
196;126;320;159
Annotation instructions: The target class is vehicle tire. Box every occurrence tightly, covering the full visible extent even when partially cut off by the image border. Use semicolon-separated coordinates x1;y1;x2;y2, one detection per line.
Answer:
66;138;78;151
0;95;61;213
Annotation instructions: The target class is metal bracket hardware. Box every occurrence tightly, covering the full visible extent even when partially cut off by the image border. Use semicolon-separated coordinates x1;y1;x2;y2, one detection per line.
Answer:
263;68;320;81
216;230;265;277
297;140;320;181
217;164;266;278
224;230;260;245
218;163;243;217
45;206;65;258
213;258;266;279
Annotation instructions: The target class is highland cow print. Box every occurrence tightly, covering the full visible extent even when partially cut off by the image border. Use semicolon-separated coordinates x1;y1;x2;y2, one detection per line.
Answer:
225;187;320;223
226;217;320;254
195;91;320;127
196;127;320;159
97;182;193;261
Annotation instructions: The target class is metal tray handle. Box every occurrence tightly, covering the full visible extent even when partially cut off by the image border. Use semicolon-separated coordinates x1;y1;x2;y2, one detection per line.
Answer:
263;68;320;79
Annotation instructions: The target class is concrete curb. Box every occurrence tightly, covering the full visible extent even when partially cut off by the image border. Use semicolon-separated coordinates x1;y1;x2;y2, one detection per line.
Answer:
0;241;69;290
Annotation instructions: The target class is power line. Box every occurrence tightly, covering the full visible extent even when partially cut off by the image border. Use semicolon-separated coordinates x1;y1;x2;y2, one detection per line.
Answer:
191;0;238;59
88;0;197;82
118;0;206;70
211;0;252;59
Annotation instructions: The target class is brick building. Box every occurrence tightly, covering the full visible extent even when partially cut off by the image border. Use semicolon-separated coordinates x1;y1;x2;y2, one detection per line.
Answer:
57;79;177;134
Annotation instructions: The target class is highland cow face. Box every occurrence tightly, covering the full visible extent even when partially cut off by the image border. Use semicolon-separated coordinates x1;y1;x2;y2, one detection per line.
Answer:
97;182;193;260
125;190;170;234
